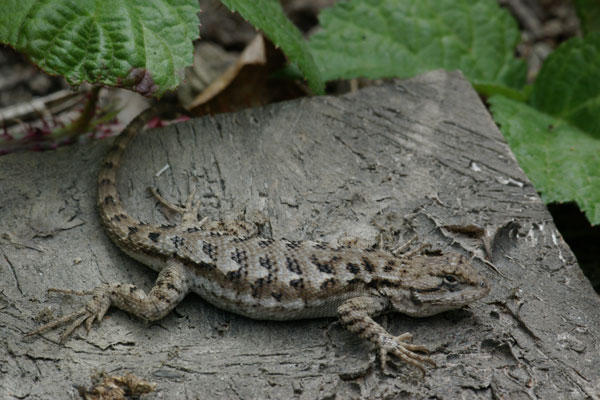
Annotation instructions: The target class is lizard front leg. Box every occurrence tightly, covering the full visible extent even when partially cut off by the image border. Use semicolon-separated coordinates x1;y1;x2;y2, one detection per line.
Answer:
337;296;436;375
28;259;192;342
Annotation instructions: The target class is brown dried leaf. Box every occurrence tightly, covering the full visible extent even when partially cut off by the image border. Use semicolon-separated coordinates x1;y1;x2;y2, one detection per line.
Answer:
188;35;305;116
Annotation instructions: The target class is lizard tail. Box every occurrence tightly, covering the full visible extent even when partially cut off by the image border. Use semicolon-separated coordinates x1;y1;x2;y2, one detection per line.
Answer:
97;105;183;246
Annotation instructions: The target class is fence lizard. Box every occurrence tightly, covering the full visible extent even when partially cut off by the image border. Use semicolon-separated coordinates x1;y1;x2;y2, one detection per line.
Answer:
28;106;490;374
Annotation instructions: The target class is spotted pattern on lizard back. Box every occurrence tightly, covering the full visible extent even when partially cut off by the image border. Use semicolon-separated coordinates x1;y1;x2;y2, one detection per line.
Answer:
29;106;490;374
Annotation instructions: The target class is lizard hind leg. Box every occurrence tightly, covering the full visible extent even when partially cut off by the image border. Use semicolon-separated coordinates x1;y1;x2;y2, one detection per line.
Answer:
149;187;200;229
337;236;374;250
148;187;259;239
199;218;259;240
26;260;192;342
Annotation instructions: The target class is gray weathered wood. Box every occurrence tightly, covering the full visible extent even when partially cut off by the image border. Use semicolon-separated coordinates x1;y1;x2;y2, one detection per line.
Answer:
1;70;599;399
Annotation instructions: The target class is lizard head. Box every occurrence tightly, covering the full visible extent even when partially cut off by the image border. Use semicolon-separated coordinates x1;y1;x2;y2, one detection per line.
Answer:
381;253;490;317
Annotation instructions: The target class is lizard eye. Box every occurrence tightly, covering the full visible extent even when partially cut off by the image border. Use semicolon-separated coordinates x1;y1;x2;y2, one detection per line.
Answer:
443;275;459;286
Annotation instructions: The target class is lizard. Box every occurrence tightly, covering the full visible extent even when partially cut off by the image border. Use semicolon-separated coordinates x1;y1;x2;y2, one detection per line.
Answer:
28;105;491;374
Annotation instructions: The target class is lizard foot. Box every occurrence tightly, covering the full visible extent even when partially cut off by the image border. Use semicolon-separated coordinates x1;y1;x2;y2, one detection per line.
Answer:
149;187;200;227
199;218;259;239
149;187;259;239
337;236;374;250
26;286;111;342
378;333;436;376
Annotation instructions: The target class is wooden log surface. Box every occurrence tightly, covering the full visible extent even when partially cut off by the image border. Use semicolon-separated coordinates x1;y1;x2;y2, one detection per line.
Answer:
1;70;599;399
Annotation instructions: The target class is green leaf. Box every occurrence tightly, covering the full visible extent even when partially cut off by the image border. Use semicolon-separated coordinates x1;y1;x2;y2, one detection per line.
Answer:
488;34;600;225
490;96;600;224
309;0;526;90
529;33;600;136
1;0;200;97
575;0;600;34
220;0;325;94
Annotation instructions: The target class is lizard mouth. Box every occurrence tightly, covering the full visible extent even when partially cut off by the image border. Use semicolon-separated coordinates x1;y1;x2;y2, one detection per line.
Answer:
408;280;490;316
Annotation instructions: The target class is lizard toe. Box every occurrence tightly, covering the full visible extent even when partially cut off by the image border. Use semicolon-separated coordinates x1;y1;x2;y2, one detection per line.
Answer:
27;286;113;341
378;333;436;376
59;311;90;342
